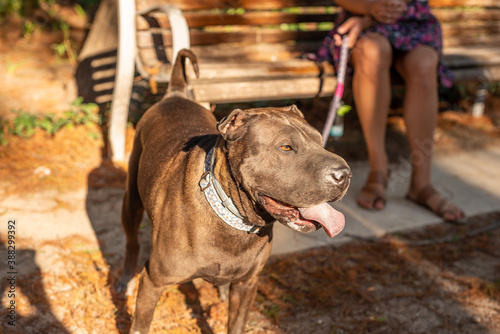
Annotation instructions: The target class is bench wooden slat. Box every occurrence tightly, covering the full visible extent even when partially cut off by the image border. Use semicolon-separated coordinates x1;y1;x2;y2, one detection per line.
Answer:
429;0;499;7
191;75;337;103
137;8;500;31
189;67;500;104
444;34;500;47
186;60;333;80
138;41;323;70
137;12;338;30
137;0;333;11
137;29;331;48
443;46;500;68
189;67;500;103
191;42;322;59
434;9;500;23
137;0;499;10
442;22;500;36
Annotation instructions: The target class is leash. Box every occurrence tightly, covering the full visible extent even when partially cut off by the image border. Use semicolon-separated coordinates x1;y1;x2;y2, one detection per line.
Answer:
322;35;349;147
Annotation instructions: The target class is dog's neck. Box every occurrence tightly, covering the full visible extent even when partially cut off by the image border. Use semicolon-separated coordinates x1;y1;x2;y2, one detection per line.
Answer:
202;139;274;233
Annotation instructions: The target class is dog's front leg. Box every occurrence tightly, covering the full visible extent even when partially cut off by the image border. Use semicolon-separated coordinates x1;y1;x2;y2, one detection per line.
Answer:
129;264;166;334
227;275;259;334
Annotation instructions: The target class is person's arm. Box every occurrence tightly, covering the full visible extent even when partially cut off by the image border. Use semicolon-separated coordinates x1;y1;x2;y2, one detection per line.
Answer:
335;0;407;25
334;0;374;15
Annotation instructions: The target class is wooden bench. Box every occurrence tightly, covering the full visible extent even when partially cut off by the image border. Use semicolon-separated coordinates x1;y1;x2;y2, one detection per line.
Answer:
108;0;500;161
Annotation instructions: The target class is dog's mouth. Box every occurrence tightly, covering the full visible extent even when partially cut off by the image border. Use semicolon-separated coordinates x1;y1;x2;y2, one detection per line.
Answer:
258;195;345;238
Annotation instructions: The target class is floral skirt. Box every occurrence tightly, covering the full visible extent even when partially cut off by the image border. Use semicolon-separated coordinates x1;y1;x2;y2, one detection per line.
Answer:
312;1;453;87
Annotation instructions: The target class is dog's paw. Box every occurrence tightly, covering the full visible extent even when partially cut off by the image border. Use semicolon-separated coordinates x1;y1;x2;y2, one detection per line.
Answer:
114;280;127;294
115;275;136;295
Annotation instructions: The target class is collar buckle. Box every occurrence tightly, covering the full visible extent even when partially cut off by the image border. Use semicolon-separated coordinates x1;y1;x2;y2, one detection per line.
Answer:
199;171;211;191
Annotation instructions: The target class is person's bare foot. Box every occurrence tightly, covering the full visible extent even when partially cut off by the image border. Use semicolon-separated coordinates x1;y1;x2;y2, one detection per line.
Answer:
357;171;390;210
406;184;466;223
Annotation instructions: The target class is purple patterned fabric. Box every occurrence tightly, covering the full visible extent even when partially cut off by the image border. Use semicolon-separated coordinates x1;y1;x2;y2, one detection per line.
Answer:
312;0;453;87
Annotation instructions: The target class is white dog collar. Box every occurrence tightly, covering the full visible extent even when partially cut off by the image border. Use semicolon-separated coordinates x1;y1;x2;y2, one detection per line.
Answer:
199;147;262;234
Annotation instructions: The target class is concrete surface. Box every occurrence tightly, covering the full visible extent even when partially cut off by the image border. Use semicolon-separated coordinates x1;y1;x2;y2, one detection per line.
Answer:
272;145;500;255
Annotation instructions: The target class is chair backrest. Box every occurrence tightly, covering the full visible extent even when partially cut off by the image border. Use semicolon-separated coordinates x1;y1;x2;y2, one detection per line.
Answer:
136;0;338;75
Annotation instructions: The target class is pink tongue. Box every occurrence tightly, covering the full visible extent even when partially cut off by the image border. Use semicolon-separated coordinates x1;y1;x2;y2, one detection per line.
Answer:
298;203;345;238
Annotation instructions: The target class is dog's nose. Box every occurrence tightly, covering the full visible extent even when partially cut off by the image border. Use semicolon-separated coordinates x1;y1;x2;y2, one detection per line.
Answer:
330;167;352;185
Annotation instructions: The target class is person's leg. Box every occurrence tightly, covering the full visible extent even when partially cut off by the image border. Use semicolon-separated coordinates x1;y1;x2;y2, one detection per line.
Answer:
351;33;392;210
394;45;464;221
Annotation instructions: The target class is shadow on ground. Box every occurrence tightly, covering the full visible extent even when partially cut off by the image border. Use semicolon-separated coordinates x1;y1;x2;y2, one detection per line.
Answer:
0;243;70;333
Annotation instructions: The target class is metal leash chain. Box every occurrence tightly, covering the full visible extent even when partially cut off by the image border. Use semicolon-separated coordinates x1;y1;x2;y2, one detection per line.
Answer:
322;35;349;147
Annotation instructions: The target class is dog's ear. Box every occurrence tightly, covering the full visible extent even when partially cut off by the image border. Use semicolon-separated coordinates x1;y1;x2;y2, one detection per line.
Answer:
217;109;255;141
279;105;304;118
289;105;304;118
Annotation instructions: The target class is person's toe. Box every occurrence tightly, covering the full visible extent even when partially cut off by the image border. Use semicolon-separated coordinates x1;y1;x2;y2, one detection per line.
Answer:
373;199;385;210
357;196;373;209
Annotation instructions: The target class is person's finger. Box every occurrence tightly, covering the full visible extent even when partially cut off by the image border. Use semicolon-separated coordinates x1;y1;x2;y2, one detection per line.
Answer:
336;18;354;35
337;18;360;47
334;33;342;46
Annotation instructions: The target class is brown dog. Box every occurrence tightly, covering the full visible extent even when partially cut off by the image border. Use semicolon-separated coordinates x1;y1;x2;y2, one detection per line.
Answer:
117;49;351;334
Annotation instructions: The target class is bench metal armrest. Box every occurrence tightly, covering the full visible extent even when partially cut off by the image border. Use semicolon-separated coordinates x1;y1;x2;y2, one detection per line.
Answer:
136;4;190;81
110;2;190;162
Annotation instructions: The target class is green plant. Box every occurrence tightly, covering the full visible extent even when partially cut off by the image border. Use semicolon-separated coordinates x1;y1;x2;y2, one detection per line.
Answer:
22;19;37;36
6;58;24;75
0;98;99;145
68;97;100;124
1;0;98;18
262;304;280;321
484;281;500;298
52;21;78;65
73;3;86;18
0;119;9;145
0;0;36;17
1;1;99;59
38;113;67;135
11;110;38;138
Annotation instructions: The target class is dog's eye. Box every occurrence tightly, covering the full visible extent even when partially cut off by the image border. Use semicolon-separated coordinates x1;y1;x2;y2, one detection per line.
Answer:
280;145;293;151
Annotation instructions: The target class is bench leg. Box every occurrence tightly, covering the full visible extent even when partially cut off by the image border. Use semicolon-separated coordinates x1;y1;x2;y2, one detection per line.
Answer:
186;86;211;110
471;83;489;118
109;0;136;163
198;101;211;110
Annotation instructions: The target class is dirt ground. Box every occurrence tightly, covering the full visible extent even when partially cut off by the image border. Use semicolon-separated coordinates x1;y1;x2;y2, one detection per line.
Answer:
1;22;500;334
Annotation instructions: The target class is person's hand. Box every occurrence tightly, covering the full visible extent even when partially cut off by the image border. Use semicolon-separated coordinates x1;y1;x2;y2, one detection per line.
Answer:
334;16;372;48
369;0;407;24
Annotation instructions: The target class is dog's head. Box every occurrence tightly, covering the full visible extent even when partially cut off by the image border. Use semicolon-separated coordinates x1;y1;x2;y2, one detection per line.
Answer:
217;105;351;238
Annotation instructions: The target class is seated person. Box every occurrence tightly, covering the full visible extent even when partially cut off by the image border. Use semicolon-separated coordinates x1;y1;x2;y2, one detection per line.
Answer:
314;0;464;222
